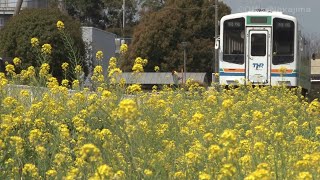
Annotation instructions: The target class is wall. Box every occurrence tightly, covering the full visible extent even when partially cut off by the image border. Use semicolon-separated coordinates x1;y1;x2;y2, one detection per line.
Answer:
82;27;116;86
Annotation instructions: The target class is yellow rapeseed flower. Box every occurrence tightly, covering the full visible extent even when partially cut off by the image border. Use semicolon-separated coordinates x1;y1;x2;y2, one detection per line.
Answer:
57;20;65;30
220;129;237;147
307;99;320;115
203;132;214;142
134;57;143;65
222;99;233;108
126;84;142;94
0;72;8;88
35;145;46;159
39;63;50;77
315;126;320;136
72;80;79;89
75;65;82;73
274;132;284;141
13;57;21;66
96;51;103;60
95;164;113;178
185;151;199;164
79;144;101;162
46;169;58;178
61;79;69;87
239;155;252;167
101;90;112;98
22;163;39;178
5;64;15;75
154;66;160;72
59;124;70;139
29;129;43;145
254;142;265;154
219;164;237;178
114;170;125;179
10;136;24;156
199;171;211;180
279;66;287;75
244;168;270;180
173;171;186;179
31;37;39;47
0;139;5;149
47;77;59;88
41;43;52;55
27;66;36;77
116;99;138;120
108;68;122;77
144;169;153;176
297;172;312;180
120;43;128;54
109;57;117;66
252;110;263;121
132;63;144;72
208;144;221;160
93;65;103;74
62;62;69;71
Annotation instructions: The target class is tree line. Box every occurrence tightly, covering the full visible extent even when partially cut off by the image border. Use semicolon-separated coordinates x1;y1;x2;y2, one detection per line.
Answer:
0;0;231;81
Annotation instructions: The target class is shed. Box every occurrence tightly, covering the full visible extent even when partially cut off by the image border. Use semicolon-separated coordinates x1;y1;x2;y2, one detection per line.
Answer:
119;72;207;85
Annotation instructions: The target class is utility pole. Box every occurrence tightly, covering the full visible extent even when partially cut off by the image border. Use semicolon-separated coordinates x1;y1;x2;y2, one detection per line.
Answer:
14;0;24;16
182;42;187;84
123;0;125;38
214;0;219;82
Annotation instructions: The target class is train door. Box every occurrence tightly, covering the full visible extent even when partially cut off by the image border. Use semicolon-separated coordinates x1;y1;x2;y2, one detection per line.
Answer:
246;27;271;85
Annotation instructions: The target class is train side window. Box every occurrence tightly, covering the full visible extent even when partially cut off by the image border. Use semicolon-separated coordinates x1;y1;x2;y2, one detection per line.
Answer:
223;18;245;64
272;18;295;65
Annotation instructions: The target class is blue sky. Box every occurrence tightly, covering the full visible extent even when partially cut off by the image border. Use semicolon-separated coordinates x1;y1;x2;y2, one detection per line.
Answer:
222;0;319;36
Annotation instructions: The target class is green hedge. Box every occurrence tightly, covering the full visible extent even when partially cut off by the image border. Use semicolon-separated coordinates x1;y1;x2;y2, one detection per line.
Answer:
0;8;85;80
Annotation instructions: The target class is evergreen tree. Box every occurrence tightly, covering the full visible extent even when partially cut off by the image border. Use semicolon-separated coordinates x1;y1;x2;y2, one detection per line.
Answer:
0;8;85;81
125;0;230;77
65;0;105;28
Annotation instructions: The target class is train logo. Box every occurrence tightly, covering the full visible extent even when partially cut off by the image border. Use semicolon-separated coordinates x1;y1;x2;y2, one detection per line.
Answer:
253;63;264;70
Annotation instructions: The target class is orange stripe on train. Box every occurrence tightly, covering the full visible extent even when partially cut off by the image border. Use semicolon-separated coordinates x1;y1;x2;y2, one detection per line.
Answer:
271;69;294;74
223;68;245;73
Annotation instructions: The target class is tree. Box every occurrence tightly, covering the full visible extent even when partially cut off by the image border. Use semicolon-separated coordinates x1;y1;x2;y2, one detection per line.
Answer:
0;8;86;81
65;0;105;28
139;0;165;12
102;0;138;36
125;0;230;76
60;0;138;36
307;33;320;58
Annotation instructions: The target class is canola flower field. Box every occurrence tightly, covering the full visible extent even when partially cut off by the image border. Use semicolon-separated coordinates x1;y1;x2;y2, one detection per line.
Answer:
0;20;320;180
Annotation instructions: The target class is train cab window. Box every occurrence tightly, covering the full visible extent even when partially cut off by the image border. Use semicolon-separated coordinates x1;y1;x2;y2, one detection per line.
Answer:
223;18;245;64
251;34;266;56
273;18;295;65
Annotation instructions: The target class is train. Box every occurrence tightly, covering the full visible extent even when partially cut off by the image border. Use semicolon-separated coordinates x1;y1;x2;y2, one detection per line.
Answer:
215;11;312;92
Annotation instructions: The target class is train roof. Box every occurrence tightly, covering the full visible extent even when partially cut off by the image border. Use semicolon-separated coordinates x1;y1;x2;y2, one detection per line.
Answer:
221;11;297;23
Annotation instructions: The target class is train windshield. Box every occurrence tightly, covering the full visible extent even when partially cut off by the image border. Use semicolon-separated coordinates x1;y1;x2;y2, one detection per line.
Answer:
272;18;295;65
223;18;245;64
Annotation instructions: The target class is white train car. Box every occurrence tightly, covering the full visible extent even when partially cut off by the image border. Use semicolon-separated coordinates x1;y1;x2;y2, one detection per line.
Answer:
217;11;311;92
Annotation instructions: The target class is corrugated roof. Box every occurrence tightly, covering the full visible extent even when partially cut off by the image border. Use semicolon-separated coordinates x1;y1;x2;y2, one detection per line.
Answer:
118;72;207;84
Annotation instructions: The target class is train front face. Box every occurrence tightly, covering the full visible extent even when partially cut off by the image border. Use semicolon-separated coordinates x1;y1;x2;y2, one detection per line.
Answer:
219;12;297;87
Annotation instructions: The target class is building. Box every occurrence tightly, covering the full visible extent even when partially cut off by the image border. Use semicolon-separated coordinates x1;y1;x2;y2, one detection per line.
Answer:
82;26;117;86
311;59;320;82
0;0;48;29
